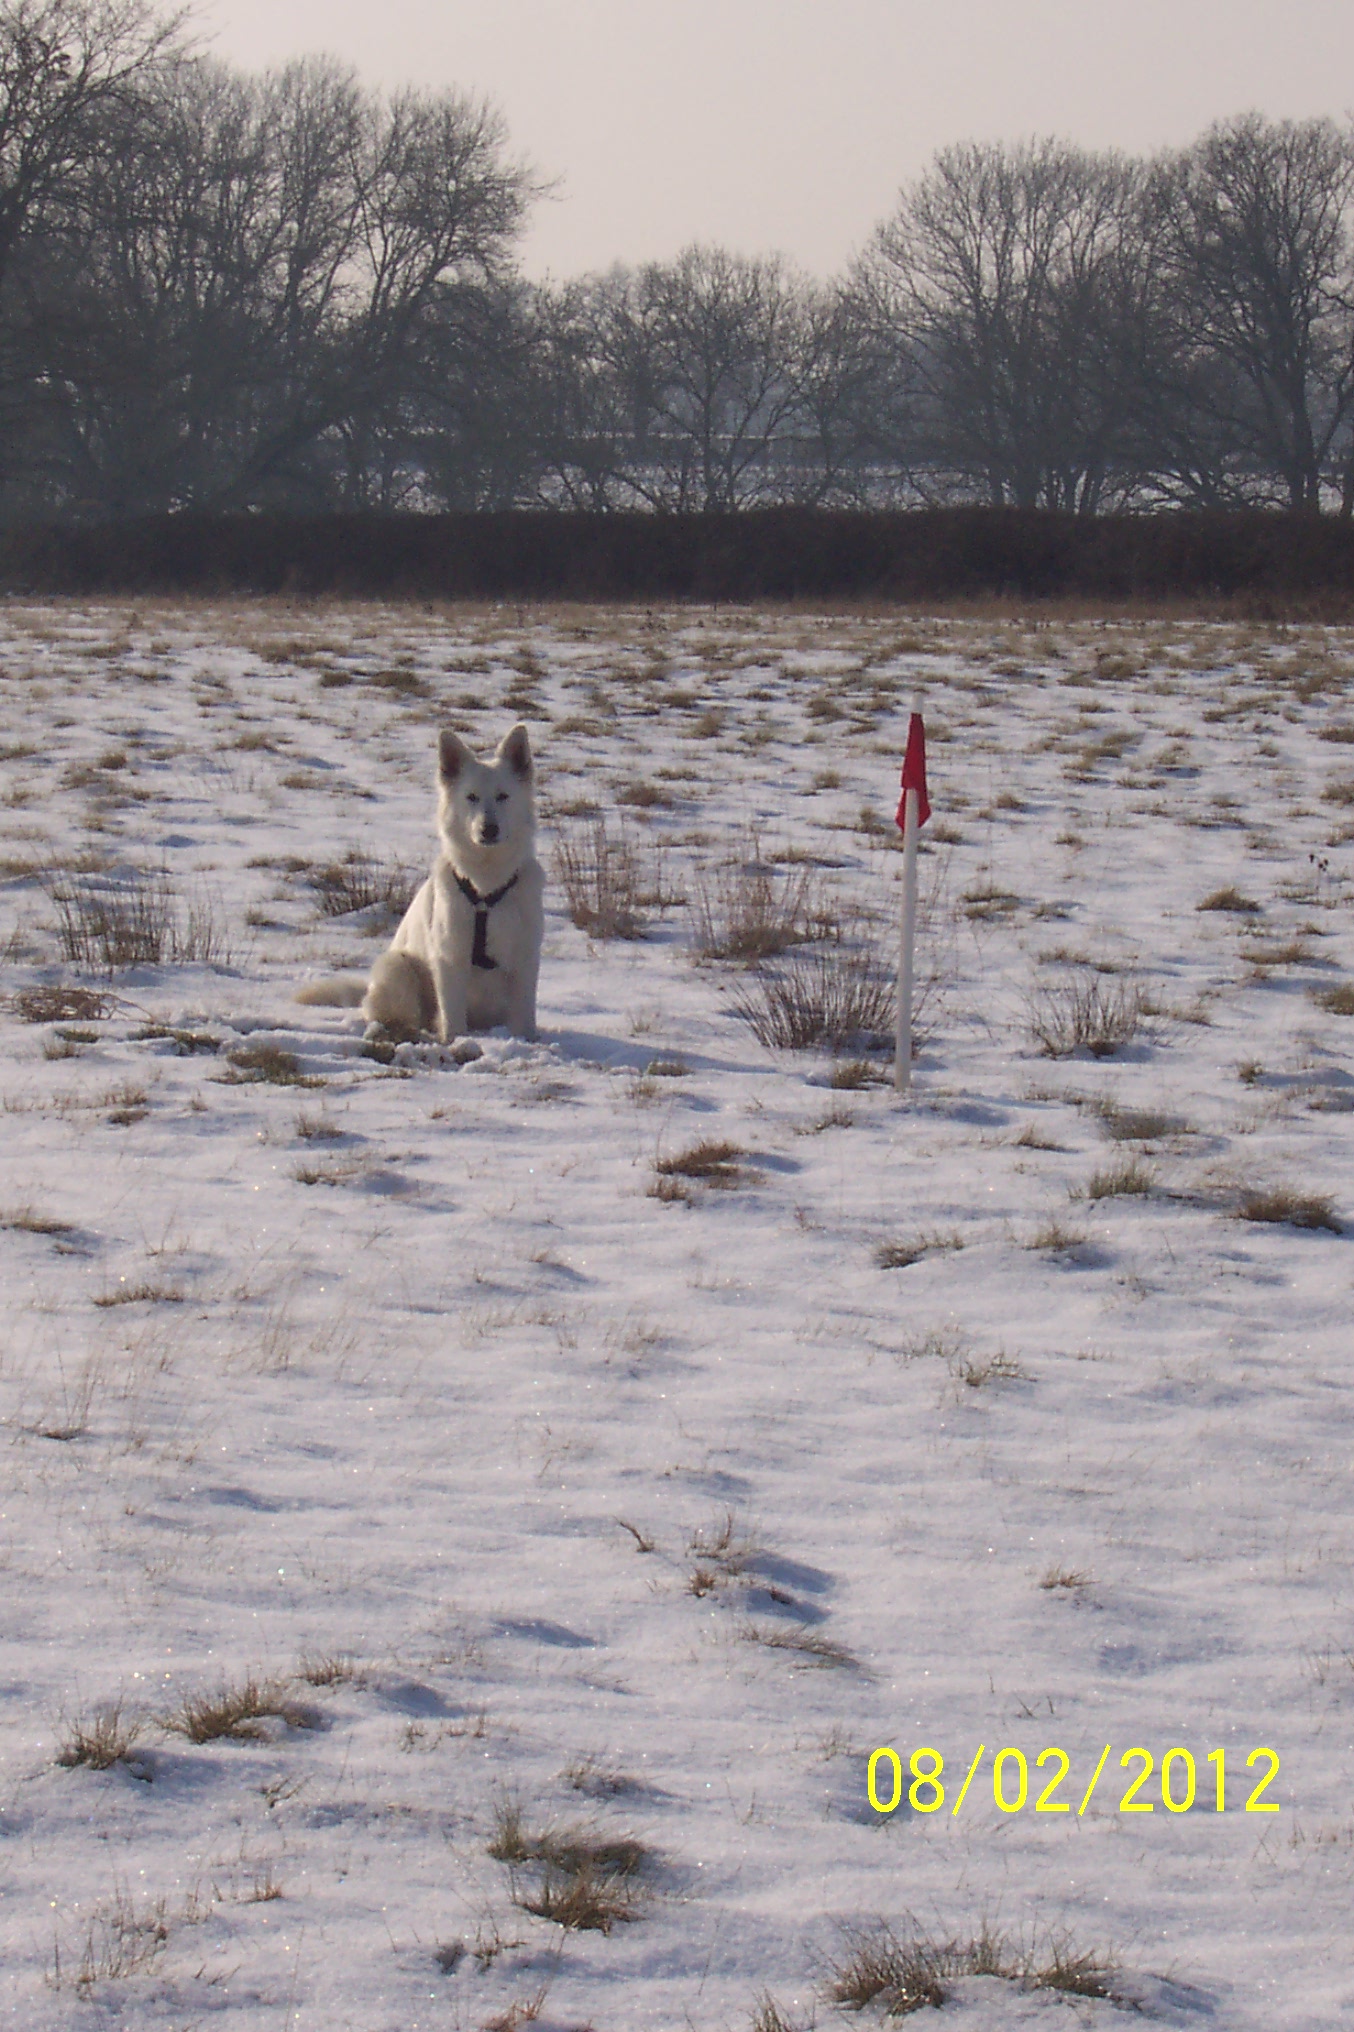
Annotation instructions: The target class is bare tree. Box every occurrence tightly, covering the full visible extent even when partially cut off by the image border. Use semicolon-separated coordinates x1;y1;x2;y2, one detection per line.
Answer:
1150;114;1354;512
861;138;1154;511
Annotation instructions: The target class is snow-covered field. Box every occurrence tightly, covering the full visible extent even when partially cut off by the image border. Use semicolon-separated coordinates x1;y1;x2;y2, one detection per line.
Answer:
2;598;1353;2032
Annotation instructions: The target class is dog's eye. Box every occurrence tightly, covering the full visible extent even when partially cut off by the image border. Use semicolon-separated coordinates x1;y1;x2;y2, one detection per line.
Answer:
465;792;479;804
495;791;509;803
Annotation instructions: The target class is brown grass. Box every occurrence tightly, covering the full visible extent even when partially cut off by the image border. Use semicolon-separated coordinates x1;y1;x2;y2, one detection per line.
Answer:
1237;1188;1340;1233
10;986;111;1023
162;1674;322;1744
309;853;419;917
1197;885;1261;913
220;1044;323;1088
1082;1156;1155;1200
827;1919;1116;2015
731;946;893;1052
553;820;653;939
653;1139;748;1192
1027;973;1147;1059
55;1701;144;1771
688;852;831;961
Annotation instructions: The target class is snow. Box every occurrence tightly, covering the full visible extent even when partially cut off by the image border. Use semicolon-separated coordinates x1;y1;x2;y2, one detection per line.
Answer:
1;598;1352;2030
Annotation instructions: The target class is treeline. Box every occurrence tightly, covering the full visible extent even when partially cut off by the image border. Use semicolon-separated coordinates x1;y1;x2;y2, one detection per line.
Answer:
6;0;1354;523
7;507;1354;603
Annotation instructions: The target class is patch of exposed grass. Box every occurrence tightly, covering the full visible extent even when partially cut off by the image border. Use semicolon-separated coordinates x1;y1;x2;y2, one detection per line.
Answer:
874;1231;964;1270
827;1919;1117;2015
554;819;656;940
952;1349;1029;1388
1312;983;1354;1015
489;1798;652;1934
1026;1216;1089;1255
961;882;1021;922
162;1674;322;1744
741;1625;861;1670
10;986;111;1023
829;1057;889;1089
55;1701;145;1771
132;1025;221;1054
1198;885;1261;913
1040;1566;1093;1591
220;1043;323;1088
732;946;893;1052
45;867;231;968
1095;1100;1186;1141
1082;1156;1155;1200
1237;1188;1340;1233
92;1281;184;1307
309;853;419;917
689;853;831;961
1;1204;74;1235
652;1139;748;1197
1027;972;1147;1059
1011;1123;1067;1150
295;1652;361;1687
686;1510;760;1596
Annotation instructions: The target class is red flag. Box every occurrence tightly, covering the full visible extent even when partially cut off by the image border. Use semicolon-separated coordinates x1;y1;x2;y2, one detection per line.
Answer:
895;712;930;830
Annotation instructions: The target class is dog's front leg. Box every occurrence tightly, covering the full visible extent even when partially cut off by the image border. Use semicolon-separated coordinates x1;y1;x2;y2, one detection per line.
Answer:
432;961;469;1045
505;961;539;1042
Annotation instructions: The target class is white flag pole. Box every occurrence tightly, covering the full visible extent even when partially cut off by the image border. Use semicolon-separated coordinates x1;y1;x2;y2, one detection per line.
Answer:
895;781;918;1094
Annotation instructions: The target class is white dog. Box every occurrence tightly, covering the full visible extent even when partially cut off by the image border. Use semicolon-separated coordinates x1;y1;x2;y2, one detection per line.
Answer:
298;724;544;1043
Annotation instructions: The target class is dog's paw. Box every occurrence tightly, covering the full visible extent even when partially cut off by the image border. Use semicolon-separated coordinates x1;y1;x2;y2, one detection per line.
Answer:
448;1037;483;1064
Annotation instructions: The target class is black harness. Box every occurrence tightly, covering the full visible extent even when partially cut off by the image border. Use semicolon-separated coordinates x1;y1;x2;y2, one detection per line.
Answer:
453;870;520;969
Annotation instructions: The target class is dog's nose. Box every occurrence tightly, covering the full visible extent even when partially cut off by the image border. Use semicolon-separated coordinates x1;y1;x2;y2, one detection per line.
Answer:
480;820;499;842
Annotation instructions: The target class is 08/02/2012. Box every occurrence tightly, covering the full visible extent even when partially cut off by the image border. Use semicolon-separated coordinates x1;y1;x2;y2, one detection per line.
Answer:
867;1745;1280;1817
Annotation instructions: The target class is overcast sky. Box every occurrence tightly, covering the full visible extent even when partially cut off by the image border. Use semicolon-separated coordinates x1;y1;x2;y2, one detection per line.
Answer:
201;0;1354;280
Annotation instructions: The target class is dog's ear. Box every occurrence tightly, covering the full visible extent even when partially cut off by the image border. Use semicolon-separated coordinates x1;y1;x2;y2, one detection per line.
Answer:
438;730;472;783
498;723;532;781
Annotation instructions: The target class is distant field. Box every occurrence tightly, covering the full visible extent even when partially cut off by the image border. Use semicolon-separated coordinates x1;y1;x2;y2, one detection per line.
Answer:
2;599;1352;2030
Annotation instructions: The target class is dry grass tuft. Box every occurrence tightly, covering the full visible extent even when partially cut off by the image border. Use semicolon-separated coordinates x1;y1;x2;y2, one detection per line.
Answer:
45;867;231;968
874;1231;964;1270
741;1625;861;1670
221;1043;323;1088
689;852;831;961
1027;972;1147;1059
309;853;419;917
829;1057;889;1089
652;1138;748;1198
1095;1100;1186;1141
1082;1156;1155;1200
1312;983;1354;1016
1040;1565;1093;1591
11;986;111;1023
489;1797;652;1934
731;947;893;1052
1;1204;74;1235
162;1673;322;1744
55;1701;144;1771
827;1919;1116;2015
553;820;654;939
295;1652;360;1687
51;1885;170;1992
1237;1187;1340;1233
1026;1216;1089;1255
1198;885;1261;914
92;1281;184;1308
952;1348;1028;1388
686;1509;760;1595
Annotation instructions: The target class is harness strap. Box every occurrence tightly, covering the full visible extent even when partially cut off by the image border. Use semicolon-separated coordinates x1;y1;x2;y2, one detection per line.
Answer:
453;870;520;970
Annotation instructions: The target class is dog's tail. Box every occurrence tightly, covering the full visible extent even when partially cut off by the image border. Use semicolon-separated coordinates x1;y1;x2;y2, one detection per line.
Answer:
294;975;368;1008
